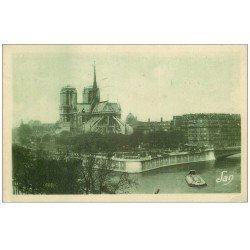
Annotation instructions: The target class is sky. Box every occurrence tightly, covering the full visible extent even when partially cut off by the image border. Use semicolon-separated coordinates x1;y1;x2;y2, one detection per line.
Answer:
11;45;245;126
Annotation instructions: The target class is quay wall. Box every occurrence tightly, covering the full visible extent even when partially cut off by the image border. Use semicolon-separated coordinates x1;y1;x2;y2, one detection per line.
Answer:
109;149;216;173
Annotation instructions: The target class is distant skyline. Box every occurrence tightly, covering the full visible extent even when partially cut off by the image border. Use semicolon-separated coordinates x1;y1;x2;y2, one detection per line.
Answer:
11;45;245;126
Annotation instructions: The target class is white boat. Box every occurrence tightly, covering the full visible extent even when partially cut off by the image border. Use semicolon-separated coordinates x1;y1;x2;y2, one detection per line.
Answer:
186;170;207;187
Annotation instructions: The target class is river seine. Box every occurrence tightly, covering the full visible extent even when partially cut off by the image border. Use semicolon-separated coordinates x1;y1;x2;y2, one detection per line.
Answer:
131;154;241;194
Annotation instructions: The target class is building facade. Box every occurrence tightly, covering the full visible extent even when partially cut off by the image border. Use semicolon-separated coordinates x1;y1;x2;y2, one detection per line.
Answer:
57;65;133;135
170;113;241;148
126;113;170;134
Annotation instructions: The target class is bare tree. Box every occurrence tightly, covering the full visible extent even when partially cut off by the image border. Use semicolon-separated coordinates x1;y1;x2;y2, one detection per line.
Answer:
78;154;137;194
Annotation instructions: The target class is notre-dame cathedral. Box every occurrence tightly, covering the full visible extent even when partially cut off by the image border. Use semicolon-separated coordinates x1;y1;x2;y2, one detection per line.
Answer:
57;64;133;135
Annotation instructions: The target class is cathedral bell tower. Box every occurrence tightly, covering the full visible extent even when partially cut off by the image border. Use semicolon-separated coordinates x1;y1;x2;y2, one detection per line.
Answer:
59;85;77;129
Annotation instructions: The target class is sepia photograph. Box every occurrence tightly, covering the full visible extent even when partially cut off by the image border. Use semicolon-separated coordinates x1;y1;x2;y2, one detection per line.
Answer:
1;1;250;250
2;44;247;202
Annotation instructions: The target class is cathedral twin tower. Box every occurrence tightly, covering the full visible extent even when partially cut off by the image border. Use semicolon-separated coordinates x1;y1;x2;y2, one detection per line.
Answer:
58;64;133;135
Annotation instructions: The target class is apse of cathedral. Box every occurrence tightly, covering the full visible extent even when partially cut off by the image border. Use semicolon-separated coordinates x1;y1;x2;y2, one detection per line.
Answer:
58;64;133;135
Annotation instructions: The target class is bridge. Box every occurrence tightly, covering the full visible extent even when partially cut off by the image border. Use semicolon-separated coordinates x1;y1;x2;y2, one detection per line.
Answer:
214;146;241;159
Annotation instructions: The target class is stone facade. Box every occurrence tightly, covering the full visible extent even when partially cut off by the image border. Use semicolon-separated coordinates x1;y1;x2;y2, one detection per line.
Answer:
126;113;170;134
170;113;241;147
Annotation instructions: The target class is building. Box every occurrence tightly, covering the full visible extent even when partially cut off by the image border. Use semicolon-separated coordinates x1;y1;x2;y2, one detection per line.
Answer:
170;113;241;147
126;113;170;134
57;64;133;135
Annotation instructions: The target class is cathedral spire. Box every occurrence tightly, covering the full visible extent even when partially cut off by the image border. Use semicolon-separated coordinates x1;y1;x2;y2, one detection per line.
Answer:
93;61;97;89
90;61;100;111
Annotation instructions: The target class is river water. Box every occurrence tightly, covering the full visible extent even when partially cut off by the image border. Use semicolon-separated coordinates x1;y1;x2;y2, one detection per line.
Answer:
130;155;241;194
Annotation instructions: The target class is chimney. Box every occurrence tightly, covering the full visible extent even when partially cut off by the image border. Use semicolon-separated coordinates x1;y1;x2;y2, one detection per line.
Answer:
148;118;150;122
161;117;163;122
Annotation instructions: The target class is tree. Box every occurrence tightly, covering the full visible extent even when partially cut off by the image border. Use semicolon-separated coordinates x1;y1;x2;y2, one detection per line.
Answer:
17;123;32;145
78;154;137;194
42;134;51;143
12;144;137;194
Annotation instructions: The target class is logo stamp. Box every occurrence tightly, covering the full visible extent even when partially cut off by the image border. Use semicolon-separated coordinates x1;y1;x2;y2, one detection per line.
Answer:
216;171;234;186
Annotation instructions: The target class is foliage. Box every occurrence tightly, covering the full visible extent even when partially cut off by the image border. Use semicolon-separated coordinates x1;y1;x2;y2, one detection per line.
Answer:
54;130;186;153
17;123;32;145
12;145;137;194
42;134;51;143
78;155;137;194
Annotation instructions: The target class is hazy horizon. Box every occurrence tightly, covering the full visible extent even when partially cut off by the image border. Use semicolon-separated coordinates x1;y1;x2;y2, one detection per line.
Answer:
11;45;244;127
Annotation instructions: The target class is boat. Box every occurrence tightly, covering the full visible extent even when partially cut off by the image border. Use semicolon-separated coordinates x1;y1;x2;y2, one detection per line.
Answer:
186;170;207;187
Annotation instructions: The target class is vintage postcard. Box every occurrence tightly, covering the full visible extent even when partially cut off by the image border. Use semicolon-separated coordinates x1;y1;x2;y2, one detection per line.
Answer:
2;45;247;202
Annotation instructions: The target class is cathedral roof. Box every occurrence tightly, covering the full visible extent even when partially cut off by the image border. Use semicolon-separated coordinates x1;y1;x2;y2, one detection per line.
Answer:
92;101;121;114
77;103;91;113
109;103;121;112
